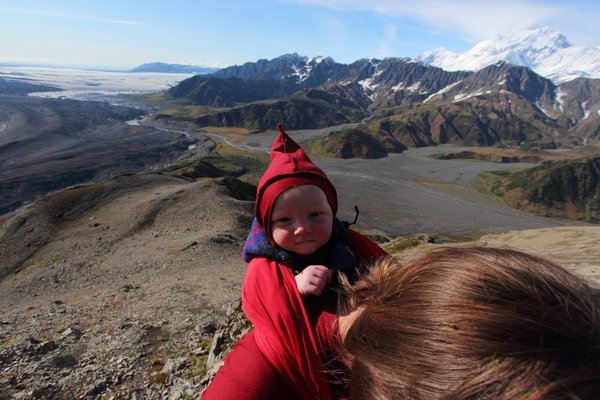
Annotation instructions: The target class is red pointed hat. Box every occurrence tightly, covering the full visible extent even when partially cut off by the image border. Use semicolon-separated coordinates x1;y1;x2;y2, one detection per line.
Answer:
255;124;337;236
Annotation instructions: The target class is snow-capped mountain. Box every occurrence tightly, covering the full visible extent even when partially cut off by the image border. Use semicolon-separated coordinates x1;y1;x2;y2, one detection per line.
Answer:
418;27;600;84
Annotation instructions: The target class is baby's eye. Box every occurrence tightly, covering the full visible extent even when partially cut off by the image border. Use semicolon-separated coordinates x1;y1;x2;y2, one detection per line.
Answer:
275;217;291;224
310;212;323;217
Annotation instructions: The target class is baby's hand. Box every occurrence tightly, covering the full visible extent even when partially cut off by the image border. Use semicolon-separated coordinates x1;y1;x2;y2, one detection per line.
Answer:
295;265;333;297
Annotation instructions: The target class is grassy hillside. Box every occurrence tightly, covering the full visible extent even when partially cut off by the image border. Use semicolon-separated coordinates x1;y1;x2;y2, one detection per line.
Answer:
306;127;395;158
479;155;600;222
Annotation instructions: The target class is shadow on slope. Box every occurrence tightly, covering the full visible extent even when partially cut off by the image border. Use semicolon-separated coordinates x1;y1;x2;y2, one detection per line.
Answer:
0;172;255;281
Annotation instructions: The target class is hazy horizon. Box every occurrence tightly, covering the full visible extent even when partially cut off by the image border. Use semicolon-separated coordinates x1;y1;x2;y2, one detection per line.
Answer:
1;0;599;70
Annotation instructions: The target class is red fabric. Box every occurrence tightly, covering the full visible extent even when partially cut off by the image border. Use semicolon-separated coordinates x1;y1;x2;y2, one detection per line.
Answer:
200;331;297;400
255;124;337;238
239;230;387;400
202;230;387;399
242;257;332;400
201;301;341;400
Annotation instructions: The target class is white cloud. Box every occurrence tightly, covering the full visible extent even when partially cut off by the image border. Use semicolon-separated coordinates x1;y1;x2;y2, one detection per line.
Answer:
284;0;584;43
399;1;562;41
0;7;145;26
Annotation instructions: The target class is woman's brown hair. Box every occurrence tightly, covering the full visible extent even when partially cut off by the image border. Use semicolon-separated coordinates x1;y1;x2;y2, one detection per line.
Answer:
339;247;600;399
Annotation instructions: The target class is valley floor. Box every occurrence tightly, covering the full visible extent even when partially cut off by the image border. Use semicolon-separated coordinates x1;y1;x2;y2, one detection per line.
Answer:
206;126;592;237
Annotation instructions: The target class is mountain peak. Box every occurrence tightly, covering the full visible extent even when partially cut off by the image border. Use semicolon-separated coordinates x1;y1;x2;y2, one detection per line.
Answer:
274;53;307;63
418;26;598;83
495;26;571;49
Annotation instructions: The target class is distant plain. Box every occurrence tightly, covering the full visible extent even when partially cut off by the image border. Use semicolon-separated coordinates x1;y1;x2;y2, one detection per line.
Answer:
0;67;197;215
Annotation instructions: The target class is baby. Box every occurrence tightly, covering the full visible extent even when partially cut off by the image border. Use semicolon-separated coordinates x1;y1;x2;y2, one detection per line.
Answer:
202;124;386;399
242;124;381;297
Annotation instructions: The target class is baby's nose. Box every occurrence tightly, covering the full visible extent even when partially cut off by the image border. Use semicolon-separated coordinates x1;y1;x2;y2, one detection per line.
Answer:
294;220;311;235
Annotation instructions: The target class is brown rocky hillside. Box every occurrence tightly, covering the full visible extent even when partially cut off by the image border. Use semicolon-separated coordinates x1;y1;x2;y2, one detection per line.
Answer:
0;173;254;399
1;170;599;399
391;226;600;288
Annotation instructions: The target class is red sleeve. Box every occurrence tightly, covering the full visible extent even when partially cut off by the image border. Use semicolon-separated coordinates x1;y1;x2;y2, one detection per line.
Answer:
201;330;297;400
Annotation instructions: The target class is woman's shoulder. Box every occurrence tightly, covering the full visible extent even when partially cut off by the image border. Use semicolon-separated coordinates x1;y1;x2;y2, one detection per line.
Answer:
201;331;297;400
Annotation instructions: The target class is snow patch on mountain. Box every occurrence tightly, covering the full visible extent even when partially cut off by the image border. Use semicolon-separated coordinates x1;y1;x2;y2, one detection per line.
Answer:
418;27;600;84
582;101;590;120
407;82;421;93
358;77;379;100
535;101;553;118
291;56;329;83
454;90;484;103
555;87;566;112
291;63;307;83
391;82;405;92
423;81;462;103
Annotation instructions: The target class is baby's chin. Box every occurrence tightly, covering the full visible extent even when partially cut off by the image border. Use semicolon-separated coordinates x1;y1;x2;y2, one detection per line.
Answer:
291;243;320;255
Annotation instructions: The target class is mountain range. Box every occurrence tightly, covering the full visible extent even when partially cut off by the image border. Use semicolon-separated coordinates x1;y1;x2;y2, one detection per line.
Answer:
417;26;600;84
173;26;597;84
166;51;599;151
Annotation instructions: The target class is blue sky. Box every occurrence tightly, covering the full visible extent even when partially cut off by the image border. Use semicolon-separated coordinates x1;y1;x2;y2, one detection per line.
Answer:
1;0;598;69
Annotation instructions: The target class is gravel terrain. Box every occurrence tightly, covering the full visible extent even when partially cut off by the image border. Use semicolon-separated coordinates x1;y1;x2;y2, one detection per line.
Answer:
0;96;197;215
0;174;254;399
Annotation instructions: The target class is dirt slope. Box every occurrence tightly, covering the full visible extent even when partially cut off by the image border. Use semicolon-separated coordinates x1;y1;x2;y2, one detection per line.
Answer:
0;173;254;398
392;226;600;287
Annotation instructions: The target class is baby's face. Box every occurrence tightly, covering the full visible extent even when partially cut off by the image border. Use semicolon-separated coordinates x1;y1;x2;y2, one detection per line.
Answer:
270;185;333;255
